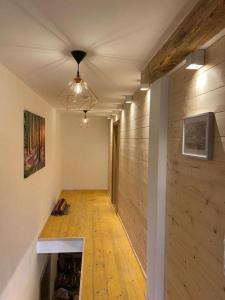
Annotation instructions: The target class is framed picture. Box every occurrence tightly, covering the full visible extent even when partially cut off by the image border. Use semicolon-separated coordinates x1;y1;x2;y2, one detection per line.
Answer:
182;112;214;160
24;110;45;178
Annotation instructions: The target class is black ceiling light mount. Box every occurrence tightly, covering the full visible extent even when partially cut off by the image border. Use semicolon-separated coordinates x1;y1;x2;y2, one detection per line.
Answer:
81;109;89;127
83;109;88;117
68;50;88;95
71;50;87;65
71;50;87;76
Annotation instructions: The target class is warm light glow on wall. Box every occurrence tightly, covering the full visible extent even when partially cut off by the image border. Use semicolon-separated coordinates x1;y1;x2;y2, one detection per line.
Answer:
196;72;207;90
147;90;151;105
130;100;135;116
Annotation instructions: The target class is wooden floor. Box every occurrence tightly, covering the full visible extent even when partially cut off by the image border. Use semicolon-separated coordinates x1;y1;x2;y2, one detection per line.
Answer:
39;190;146;300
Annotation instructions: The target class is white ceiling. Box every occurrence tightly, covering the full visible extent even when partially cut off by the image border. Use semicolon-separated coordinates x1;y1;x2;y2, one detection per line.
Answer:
0;0;197;114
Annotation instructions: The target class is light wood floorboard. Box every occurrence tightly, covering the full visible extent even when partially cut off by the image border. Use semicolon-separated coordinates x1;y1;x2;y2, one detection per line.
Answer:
39;190;146;300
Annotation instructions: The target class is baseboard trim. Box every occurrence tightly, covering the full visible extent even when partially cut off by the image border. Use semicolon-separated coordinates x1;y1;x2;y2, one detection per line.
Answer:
107;190;112;202
116;211;147;279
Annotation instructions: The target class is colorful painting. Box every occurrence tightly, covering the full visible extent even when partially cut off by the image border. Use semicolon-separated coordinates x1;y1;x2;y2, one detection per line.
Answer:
182;112;214;160
24;110;45;178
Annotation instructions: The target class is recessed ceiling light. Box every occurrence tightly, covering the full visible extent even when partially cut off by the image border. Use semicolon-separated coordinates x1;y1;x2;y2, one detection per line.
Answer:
185;49;205;70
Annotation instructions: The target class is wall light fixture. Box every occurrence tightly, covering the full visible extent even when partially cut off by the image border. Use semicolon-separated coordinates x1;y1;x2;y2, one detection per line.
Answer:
185;49;205;70
124;95;133;104
140;83;150;91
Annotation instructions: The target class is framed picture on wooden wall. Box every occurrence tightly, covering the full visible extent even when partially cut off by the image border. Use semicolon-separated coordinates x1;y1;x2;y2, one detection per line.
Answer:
182;112;214;160
24;110;45;178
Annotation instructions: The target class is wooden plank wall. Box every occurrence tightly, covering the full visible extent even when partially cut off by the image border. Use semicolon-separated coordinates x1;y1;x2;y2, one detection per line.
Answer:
166;35;225;300
117;91;150;272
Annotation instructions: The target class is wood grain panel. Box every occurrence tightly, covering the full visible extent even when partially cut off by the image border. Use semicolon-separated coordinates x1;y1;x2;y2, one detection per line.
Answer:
117;91;150;272
166;34;225;300
142;0;225;83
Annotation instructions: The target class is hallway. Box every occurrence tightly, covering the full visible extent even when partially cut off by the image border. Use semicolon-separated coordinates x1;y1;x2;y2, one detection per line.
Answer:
40;190;146;299
1;1;225;300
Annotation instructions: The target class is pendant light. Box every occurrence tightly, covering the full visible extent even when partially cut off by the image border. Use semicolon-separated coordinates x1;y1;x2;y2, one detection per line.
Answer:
81;110;90;128
63;50;97;111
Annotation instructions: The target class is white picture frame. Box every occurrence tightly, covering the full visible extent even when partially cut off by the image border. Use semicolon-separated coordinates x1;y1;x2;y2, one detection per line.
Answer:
182;112;214;160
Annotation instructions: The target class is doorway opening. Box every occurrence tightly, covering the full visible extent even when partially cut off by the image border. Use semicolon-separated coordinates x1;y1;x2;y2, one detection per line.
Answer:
111;120;120;211
37;238;84;300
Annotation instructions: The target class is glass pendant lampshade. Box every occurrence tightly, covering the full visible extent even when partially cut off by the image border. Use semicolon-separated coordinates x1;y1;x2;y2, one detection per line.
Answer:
81;110;90;128
68;76;89;99
69;76;83;95
62;50;97;111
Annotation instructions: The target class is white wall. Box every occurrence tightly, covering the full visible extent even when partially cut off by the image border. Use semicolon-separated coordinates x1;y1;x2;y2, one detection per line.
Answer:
60;113;109;190
0;63;62;300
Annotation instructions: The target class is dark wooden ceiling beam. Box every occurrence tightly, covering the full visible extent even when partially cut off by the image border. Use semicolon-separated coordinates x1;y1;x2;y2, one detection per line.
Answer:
142;0;225;83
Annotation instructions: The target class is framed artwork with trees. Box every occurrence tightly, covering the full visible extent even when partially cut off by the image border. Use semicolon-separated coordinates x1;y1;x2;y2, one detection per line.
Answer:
24;110;45;178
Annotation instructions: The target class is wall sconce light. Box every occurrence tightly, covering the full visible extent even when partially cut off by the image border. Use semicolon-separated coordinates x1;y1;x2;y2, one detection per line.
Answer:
124;95;133;104
140;83;150;91
185;49;205;70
